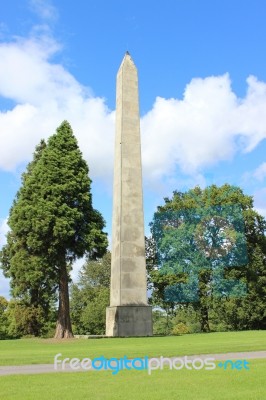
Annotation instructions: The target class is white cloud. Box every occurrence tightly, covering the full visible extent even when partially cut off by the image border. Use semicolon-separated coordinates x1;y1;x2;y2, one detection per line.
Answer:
253;162;266;182
0;34;115;180
29;0;58;21
253;188;266;218
141;75;266;180
1;31;266;188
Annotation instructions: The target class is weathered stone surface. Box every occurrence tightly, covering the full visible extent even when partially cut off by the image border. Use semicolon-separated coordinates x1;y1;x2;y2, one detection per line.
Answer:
106;306;152;337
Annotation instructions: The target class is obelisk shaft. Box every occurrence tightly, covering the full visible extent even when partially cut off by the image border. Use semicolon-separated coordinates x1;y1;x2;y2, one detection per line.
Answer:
106;53;152;336
111;53;147;306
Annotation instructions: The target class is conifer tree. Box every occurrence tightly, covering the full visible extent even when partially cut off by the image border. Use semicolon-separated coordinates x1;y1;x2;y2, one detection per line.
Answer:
1;121;108;338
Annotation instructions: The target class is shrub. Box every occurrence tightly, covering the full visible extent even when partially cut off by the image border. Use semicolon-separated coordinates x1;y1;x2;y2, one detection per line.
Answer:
172;322;190;335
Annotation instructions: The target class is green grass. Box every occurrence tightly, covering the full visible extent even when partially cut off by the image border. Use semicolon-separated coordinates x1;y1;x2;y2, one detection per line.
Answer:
0;359;265;400
0;330;265;366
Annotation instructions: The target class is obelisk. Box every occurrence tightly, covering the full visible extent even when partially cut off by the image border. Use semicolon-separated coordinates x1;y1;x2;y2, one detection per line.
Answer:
106;52;153;336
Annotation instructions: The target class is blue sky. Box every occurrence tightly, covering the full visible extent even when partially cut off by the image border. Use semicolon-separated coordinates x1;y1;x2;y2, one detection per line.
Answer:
1;0;266;298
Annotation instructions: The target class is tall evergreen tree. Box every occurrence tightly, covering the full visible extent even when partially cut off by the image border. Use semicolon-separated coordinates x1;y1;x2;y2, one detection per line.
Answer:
0;121;108;338
0;140;55;336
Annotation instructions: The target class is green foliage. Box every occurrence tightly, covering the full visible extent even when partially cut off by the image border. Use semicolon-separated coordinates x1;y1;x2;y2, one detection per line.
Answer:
0;121;108;338
0;296;9;339
17;121;108;263
3;299;56;338
171;322;190;335
6;300;46;338
0;140;55;336
171;305;202;333
152;310;174;336
79;288;110;335
70;252;111;335
148;184;266;332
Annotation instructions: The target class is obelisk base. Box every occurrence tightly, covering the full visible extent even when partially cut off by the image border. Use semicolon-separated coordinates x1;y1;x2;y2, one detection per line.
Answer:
106;305;153;337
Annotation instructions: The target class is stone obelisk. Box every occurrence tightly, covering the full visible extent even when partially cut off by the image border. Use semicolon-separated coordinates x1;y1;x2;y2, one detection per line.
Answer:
106;52;153;336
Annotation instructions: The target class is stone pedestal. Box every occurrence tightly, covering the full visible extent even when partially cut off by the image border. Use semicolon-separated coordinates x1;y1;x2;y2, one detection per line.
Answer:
106;305;153;337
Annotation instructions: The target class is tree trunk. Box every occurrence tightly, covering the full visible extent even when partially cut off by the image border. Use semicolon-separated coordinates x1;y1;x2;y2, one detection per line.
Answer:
198;270;210;333
199;304;210;332
54;258;74;339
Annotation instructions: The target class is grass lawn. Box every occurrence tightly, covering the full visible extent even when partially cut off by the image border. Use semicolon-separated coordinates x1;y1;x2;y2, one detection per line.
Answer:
0;330;265;366
0;359;265;400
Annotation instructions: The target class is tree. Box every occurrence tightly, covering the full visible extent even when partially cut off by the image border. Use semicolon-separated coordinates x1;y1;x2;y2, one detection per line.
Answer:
0;140;56;336
149;184;266;332
70;252;111;335
212;244;266;330
146;235;182;331
5;300;47;338
0;296;9;339
0;121;108;338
